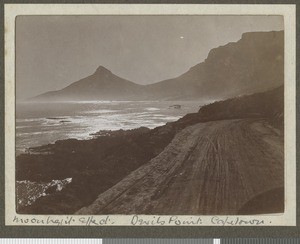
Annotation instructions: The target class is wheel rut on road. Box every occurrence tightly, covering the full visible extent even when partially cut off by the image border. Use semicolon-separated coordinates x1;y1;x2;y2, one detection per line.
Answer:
76;119;284;215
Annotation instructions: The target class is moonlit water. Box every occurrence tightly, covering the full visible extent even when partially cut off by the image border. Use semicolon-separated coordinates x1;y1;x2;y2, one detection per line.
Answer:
16;101;203;155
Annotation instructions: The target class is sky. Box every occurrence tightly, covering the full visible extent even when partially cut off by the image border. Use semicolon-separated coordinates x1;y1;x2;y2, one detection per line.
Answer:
16;15;283;100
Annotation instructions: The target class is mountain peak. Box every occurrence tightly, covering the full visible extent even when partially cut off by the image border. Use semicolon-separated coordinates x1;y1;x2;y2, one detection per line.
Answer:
31;31;283;102
94;65;112;75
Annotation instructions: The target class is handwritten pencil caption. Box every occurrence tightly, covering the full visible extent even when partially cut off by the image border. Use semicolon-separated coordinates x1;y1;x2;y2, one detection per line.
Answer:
12;215;269;226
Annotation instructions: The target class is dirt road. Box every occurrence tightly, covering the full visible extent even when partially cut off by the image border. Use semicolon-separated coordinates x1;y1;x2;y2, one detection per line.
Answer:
76;119;284;215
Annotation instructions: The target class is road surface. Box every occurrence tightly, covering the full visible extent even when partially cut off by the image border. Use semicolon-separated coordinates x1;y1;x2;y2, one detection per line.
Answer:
76;119;284;215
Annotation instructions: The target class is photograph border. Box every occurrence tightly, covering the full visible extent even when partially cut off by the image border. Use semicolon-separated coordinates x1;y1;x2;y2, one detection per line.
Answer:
1;0;299;238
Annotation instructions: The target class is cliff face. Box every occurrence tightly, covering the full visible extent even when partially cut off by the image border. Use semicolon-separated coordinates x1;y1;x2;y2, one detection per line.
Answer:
32;31;283;101
146;31;283;100
203;31;283;97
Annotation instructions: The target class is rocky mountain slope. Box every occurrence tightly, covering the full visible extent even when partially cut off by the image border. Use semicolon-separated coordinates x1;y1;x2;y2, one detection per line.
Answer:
33;66;143;101
146;31;283;100
32;31;283;101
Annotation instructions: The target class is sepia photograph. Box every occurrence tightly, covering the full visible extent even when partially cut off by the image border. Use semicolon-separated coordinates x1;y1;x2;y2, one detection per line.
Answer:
4;4;296;227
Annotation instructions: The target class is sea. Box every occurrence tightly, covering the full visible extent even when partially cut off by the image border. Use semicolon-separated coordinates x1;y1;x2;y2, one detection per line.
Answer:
16;100;206;208
16;100;204;156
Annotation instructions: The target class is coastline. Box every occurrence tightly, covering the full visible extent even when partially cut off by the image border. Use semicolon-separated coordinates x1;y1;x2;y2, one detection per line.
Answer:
16;86;284;215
